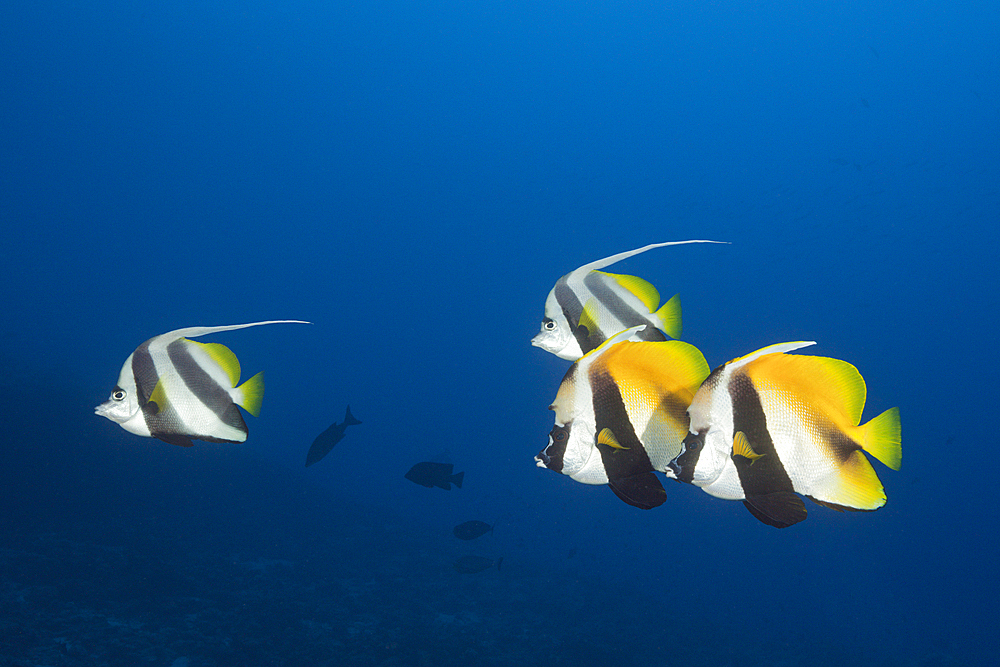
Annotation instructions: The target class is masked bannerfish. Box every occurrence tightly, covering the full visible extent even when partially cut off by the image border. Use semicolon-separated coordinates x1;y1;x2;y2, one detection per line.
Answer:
535;326;710;509
669;342;902;528
531;240;727;361
95;320;310;447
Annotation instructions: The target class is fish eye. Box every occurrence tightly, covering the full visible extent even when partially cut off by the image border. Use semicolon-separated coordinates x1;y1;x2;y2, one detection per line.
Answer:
542;319;557;331
553;428;568;442
112;389;126;401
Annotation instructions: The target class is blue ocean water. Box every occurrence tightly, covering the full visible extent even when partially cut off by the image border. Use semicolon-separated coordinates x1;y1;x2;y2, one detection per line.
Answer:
1;1;997;665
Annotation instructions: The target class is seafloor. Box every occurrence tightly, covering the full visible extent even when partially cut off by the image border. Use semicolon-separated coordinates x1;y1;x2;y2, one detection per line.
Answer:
1;403;961;667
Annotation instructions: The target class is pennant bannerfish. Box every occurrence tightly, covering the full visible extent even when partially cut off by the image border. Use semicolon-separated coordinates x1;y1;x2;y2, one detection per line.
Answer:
535;326;710;509
669;342;902;528
95;320;310;447
531;240;727;361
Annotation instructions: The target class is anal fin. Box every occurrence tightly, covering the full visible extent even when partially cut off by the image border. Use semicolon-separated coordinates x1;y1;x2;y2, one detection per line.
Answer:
609;472;666;510
743;491;807;528
155;432;195;448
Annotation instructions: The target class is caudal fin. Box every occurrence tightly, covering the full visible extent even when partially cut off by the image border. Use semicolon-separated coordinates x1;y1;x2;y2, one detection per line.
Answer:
343;405;362;426
451;471;465;489
861;407;901;470
235;371;265;417
654;293;682;339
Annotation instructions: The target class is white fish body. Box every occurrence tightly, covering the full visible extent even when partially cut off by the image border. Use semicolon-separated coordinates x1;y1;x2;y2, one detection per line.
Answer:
95;320;310;446
531;240;728;360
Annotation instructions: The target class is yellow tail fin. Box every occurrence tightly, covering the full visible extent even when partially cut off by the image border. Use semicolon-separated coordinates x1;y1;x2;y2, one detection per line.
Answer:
861;407;901;470
236;371;265;417
654;293;682;339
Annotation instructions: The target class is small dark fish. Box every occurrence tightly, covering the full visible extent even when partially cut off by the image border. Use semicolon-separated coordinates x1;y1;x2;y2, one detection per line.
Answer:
861;97;871;108
869;45;880;59
305;406;362;467
453;555;503;574
453;520;494;540
405;462;464;490
567;546;578;559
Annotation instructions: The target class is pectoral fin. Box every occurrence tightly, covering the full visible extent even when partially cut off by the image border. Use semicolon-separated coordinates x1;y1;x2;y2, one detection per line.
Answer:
733;431;765;463
598;428;629;450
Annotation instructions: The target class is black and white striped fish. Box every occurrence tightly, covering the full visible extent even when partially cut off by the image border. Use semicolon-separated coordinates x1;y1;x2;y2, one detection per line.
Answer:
531;240;727;361
535;326;710;509
669;342;902;528
95;321;309;447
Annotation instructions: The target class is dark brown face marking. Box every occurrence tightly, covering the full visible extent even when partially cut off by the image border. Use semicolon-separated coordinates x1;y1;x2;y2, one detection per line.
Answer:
670;430;705;483
537;423;570;472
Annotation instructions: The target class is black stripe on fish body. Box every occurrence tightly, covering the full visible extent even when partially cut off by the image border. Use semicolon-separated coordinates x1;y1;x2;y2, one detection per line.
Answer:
166;339;247;434
590;369;666;509
582;272;646;331
728;373;806;527
131;341;159;406
634;325;667;343
554;278;594;353
142;387;193;442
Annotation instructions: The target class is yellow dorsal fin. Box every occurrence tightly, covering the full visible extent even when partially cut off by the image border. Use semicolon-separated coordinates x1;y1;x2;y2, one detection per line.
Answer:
188;339;242;387
653;293;682;339
732;431;765;463
859;406;901;470
234;371;265;417
148;379;168;413
746;353;867;425
598;339;710;401
598;428;628;450
600;271;661;311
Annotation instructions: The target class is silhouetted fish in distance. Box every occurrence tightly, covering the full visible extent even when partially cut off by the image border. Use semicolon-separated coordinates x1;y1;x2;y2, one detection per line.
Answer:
305;406;362;467
453;520;494;540
453;555;503;574
405;462;464;490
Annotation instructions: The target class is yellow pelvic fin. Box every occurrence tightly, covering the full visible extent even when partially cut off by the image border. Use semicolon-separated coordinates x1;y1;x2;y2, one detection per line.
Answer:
148;379;168;413
859;406;902;470
235;371;265;417
654;293;682;339
578;300;600;337
748;353;867;426
190;340;242;387
732;431;765;463
603;271;661;312
598;428;629;450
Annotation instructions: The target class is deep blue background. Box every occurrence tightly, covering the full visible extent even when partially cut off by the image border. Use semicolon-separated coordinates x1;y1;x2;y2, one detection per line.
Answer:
2;1;997;665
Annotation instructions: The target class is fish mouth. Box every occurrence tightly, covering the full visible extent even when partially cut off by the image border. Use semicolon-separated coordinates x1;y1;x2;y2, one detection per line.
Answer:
535;451;550;467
